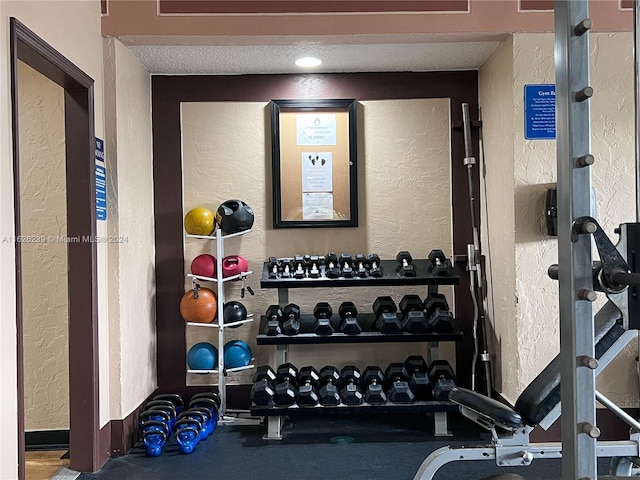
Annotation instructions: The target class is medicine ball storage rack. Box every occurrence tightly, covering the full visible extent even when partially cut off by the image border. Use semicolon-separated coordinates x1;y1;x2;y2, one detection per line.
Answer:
254;255;462;439
185;229;254;421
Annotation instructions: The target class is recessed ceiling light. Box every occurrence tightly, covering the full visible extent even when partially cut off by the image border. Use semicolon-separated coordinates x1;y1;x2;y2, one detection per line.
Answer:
295;57;322;68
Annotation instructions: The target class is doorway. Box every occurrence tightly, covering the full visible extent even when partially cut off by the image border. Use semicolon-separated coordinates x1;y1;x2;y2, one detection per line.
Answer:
10;17;100;477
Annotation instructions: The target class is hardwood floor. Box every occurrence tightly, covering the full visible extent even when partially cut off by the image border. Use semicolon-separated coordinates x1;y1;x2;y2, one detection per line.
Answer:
25;450;70;480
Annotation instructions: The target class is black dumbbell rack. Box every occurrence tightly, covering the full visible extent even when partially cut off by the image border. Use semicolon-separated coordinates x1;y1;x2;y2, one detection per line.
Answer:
256;314;462;344
260;259;458;288
250;400;459;417
255;257;462;439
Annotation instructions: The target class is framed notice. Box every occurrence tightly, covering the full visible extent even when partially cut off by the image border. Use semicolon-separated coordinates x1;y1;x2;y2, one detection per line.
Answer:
270;99;358;228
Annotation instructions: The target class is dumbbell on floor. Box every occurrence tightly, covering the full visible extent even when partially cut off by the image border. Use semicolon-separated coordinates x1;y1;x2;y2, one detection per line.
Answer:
314;302;334;335
396;251;416;277
399;294;429;333
339;301;362;335
428;360;457;400
340;366;364;405
362;366;387;404
373;296;403;334
384;363;415;403
423;293;455;332
404;355;431;400
318;366;341;405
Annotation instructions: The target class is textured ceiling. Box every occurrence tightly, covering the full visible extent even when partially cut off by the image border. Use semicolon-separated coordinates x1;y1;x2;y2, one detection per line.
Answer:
125;39;502;75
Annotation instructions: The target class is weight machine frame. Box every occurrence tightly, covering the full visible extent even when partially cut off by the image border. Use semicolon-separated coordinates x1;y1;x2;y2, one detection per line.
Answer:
414;1;640;479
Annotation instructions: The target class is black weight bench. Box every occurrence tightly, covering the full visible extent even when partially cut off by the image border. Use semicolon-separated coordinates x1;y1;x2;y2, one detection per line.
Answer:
413;301;640;480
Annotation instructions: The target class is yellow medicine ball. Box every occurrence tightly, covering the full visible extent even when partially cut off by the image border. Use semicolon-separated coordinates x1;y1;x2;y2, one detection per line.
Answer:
184;207;216;235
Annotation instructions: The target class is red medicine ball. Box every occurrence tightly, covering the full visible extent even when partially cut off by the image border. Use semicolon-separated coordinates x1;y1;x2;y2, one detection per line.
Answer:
191;254;217;278
222;255;249;279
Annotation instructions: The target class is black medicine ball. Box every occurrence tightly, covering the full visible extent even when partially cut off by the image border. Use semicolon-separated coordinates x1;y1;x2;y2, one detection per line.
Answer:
216;200;254;234
223;301;248;328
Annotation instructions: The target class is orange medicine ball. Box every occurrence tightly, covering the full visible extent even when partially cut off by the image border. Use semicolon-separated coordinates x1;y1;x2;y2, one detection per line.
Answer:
180;287;217;323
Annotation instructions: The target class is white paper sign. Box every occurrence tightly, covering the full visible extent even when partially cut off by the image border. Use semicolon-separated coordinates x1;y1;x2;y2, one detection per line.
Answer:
296;113;337;145
302;193;334;220
301;152;333;192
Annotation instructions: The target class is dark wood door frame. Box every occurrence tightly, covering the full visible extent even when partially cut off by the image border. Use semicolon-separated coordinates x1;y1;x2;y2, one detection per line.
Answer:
10;17;100;476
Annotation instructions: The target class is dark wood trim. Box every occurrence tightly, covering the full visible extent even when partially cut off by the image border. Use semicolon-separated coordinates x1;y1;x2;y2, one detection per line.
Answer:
620;0;633;10
10;17;101;475
25;430;69;450
159;0;469;14
152;72;480;393
519;0;553;11
9;18;25;480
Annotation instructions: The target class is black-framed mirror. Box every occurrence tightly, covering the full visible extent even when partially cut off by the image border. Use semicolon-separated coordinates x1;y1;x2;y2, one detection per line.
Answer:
270;98;358;228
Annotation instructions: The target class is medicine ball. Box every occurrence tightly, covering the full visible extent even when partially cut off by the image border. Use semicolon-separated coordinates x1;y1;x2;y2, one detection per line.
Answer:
222;255;249;278
216;200;254;234
184;207;216;236
191;254;216;279
187;342;218;370
179;287;217;323
223;301;247;328
223;340;252;368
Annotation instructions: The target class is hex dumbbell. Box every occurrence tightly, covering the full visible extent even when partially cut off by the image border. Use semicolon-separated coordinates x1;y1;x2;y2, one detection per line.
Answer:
297;366;320;407
339;301;362;335
428;249;454;276
282;303;301;336
423;293;455;332
396;251;416;277
399;294;429;333
404;355;431;400
368;254;383;277
324;252;340;278
274;363;298;406
340;253;354;278
250;366;276;406
318;366;341;405
280;258;293;278
428;360;457;400
354;254;369;278
384;363;415;403
340;366;364;405
263;305;283;336
373;296;403;334
308;255;321;278
362;366;387;404
267;256;280;279
293;255;307;279
313;302;334;335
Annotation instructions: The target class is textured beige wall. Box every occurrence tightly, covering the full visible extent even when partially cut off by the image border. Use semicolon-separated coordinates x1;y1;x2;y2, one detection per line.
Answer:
181;99;454;385
18;61;69;431
478;36;517;400
0;1;106;476
479;32;637;406
103;38;156;419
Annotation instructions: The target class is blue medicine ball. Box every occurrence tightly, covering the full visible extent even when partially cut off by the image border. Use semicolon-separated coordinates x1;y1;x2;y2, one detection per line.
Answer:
187;342;218;370
223;340;252;368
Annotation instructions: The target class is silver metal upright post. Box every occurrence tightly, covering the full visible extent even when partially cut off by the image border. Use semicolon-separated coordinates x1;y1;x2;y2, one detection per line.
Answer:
555;1;598;479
